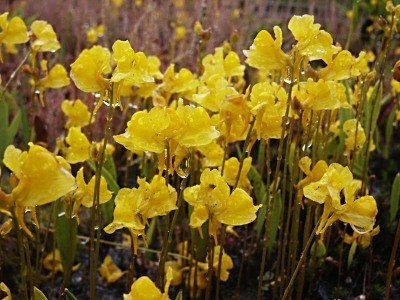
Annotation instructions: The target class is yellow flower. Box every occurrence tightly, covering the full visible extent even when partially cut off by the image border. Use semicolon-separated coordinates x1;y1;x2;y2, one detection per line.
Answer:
202;246;234;281
197;141;224;168
288;15;340;63
0;282;12;299
292;79;349;111
4;42;18;55
2;144;75;236
74;167;112;208
43;249;64;275
112;0;124;7
250;82;287;140
329;120;341;137
343;119;367;157
193;74;238;112
175;103;220;148
296;156;328;190
70;45;111;96
111;40;156;89
114;105;218;154
104;175;177;254
344;225;380;248
220;157;252;192
30;20;60;53
319;50;361;81
303;163;378;235
201;47;245;82
164;261;183;286
39;63;70;90
86;24;105;44
304;163;353;209
243;27;288;73
162;64;198;99
186;268;207;297
114;106;180;153
174;25;186;41
124;267;172;300
3;143;76;207
184;169;260;238
0;219;13;237
218;93;252;143
61;99;92;128
99;255;126;284
0;12;29;62
391;79;400;94
65;127;91;163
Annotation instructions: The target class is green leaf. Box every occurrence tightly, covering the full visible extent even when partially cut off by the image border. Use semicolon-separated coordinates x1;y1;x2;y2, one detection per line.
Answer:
103;154;117;182
248;166;268;237
390;173;400;225
33;287;48;300
88;158;119;225
347;241;357;269
55;200;77;283
370;82;382;134
0;100;9;162
64;288;78;300
310;239;326;258
383;108;396;158
144;218;157;260
175;291;183;300
6;109;21;145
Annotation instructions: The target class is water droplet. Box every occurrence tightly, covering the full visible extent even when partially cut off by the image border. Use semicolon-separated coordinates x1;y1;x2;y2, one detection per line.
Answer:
34;89;40;95
102;100;110;107
350;224;370;234
128;103;138;109
93;92;101;98
58;212;65;217
284;78;292;84
176;156;190;178
94;226;100;230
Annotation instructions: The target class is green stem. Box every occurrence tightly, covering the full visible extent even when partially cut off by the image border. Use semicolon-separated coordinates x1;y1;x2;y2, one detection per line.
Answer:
345;0;360;51
89;84;115;299
24;235;34;299
257;63;295;300
0;50;31;101
216;119;255;299
12;208;29;300
385;217;400;300
205;231;214;300
282;220;319;300
157;177;188;288
362;12;395;193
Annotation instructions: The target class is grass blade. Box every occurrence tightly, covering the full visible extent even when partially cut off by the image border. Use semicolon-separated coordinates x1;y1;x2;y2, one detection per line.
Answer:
390;173;400;225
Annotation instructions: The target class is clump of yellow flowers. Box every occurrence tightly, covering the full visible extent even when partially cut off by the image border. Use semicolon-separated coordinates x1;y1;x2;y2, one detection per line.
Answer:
3;4;398;298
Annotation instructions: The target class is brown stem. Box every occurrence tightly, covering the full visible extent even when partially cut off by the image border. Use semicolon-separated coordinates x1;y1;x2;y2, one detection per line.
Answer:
384;218;400;300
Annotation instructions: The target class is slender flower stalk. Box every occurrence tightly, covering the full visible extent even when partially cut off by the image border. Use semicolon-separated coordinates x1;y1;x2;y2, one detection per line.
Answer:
216;119;255;300
89;84;115;299
282;220;319;300
257;62;295;300
385;218;400;300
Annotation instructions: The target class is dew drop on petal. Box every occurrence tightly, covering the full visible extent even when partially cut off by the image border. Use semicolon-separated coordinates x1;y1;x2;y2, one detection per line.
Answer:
350;224;370;234
177;156;191;178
